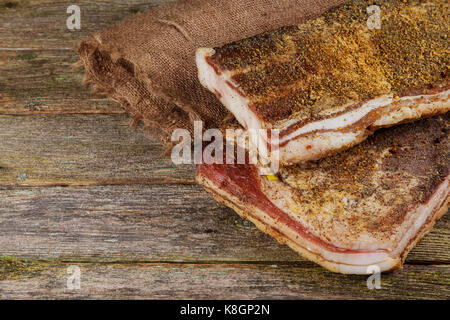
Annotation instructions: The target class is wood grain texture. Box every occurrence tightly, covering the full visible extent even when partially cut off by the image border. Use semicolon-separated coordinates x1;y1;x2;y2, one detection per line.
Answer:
1;259;448;299
0;50;121;115
0;114;195;186
0;184;448;264
0;0;173;115
0;0;174;49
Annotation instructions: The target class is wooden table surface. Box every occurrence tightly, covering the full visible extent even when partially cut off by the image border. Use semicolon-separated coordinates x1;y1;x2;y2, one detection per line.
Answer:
0;0;448;299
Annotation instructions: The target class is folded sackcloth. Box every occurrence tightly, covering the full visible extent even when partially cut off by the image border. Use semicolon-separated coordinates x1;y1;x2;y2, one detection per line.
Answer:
77;0;345;146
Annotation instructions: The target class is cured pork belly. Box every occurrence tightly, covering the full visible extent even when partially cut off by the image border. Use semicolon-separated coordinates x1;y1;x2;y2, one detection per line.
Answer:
197;0;449;165
196;115;450;274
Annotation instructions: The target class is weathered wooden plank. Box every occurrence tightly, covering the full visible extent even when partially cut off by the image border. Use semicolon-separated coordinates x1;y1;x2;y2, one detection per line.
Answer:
0;184;448;264
0;0;177;115
0;50;121;114
0;114;195;185
0;0;174;49
0;258;448;299
0;1;178;115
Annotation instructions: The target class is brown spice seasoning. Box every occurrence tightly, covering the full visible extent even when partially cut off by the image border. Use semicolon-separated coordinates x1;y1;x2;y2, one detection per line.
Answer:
210;0;449;125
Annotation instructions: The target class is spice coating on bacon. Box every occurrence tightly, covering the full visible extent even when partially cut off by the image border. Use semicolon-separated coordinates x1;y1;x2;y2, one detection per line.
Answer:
197;0;449;165
276;114;449;249
207;0;448;124
196;115;449;274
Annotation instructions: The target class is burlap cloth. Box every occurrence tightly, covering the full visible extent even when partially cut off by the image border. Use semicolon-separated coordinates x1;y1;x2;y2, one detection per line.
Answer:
77;0;345;147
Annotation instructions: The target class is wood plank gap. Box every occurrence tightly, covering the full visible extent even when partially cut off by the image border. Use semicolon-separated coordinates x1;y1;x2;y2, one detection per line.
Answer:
0;110;126;116
0;178;197;188
0;48;72;51
2;257;445;268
